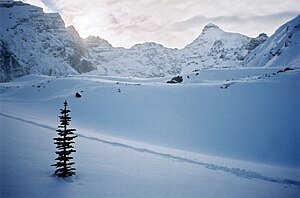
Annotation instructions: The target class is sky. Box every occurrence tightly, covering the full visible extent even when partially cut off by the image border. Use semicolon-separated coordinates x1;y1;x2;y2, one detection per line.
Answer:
22;0;299;49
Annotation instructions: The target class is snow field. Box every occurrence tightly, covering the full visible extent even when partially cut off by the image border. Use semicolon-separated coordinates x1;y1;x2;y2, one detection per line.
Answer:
0;67;299;197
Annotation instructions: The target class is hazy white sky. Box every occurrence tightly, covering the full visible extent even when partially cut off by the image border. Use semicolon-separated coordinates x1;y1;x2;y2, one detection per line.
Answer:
23;0;299;48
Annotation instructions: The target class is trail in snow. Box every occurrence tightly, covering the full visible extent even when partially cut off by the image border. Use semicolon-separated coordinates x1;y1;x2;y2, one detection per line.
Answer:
0;112;56;131
1;112;300;187
79;133;300;187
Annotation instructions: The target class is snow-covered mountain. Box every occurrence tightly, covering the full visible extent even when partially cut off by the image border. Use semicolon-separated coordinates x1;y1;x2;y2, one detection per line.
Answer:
1;1;299;82
245;15;300;68
178;24;268;72
85;39;181;77
85;24;268;77
0;0;95;82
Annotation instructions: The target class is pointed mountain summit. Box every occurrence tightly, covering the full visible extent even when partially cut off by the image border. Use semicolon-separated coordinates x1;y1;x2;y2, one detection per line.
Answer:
180;23;256;71
203;23;221;31
186;22;248;47
84;36;113;48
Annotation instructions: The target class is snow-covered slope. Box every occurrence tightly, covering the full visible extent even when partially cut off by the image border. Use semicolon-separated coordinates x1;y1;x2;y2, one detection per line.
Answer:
245;15;300;68
0;67;299;197
1;67;299;167
0;0;94;82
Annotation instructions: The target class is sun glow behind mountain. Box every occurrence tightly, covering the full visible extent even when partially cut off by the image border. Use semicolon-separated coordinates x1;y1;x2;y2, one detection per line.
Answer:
71;16;95;38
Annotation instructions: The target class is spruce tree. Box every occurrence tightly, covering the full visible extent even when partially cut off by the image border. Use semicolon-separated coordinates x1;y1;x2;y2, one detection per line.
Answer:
52;100;77;177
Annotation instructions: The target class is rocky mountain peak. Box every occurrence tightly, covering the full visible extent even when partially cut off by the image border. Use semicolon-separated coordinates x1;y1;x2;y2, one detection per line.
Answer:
66;25;80;37
203;23;221;31
257;33;268;39
245;33;268;51
131;42;165;50
84;36;113;48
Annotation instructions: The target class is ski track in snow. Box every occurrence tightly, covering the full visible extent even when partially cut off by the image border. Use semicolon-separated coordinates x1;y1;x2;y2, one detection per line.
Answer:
1;111;300;187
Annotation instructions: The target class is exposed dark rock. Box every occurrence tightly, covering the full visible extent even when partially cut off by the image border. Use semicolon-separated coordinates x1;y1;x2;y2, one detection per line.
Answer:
277;67;294;74
220;83;233;89
246;33;268;51
0;39;27;82
75;92;82;98
284;67;294;72
167;75;183;83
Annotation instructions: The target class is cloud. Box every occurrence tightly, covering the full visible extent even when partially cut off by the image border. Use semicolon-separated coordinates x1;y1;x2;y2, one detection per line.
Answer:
173;11;300;33
22;0;300;48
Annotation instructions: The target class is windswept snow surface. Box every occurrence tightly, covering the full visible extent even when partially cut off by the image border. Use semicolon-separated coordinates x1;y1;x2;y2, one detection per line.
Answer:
0;68;299;197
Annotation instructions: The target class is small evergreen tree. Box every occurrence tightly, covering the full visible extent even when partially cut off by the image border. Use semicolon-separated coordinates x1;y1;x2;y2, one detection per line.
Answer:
52;100;77;177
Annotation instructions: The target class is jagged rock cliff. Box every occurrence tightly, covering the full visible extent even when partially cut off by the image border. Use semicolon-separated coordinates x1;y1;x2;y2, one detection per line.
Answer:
0;0;94;82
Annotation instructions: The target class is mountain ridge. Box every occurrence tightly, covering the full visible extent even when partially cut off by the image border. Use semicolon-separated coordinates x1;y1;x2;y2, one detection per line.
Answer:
1;1;299;82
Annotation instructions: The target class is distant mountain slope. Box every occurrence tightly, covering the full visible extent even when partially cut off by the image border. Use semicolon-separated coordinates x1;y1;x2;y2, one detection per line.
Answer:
1;1;299;82
178;24;267;73
85;40;181;77
86;24;268;77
